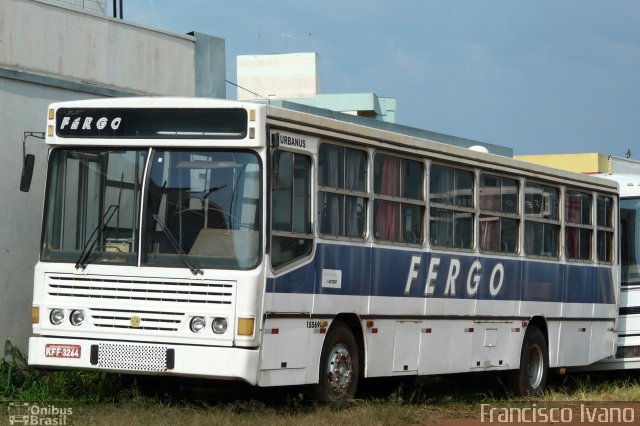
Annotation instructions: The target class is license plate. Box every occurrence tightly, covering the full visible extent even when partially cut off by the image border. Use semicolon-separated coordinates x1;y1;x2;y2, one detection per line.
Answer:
45;344;81;358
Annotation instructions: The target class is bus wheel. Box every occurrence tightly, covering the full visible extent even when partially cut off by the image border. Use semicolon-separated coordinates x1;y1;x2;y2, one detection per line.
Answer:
508;326;549;397
314;321;360;404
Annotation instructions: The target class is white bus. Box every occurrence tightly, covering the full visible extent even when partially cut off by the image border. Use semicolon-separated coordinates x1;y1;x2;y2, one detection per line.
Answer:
589;172;640;371
26;97;620;402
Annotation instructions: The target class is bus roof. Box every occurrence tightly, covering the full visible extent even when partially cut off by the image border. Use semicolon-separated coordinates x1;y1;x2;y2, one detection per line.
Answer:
595;174;640;198
265;103;618;194
262;99;513;157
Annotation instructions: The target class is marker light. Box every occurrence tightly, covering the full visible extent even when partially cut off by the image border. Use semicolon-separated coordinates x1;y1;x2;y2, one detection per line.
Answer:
212;317;228;334
237;317;255;336
70;310;85;326
32;306;40;324
49;309;64;325
190;316;206;333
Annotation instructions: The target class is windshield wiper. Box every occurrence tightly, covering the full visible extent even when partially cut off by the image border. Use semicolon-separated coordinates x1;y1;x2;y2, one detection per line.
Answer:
75;205;119;270
153;214;204;276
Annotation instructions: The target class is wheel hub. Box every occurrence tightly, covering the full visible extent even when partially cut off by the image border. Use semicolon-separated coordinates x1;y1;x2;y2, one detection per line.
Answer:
527;343;544;389
327;344;353;394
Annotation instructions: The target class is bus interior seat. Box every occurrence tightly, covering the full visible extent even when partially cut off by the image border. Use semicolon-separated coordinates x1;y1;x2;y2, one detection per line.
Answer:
189;228;259;261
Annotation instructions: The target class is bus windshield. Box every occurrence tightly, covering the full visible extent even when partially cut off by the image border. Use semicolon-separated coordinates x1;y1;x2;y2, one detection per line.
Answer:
42;148;262;270
621;197;640;286
143;150;261;270
42;148;147;266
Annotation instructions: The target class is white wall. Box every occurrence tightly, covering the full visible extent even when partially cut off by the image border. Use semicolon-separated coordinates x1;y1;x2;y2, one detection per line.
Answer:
237;52;320;100
0;79;104;352
1;0;196;96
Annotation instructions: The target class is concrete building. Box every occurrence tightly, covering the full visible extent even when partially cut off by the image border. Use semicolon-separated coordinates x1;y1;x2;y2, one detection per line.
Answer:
237;52;320;100
237;52;397;123
51;0;107;15
1;0;225;351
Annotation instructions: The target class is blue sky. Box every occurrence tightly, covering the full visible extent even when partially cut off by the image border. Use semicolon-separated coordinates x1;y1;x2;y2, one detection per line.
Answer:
121;1;640;156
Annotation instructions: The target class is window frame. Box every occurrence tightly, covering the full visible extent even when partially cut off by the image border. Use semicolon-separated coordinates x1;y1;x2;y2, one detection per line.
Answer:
270;148;314;270
523;181;561;259
596;193;615;264
317;142;369;241
564;189;593;262
477;172;520;255
372;152;425;245
428;162;476;251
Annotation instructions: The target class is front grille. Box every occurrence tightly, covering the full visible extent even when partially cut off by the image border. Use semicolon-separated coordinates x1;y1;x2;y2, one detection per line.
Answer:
90;307;183;331
94;343;171;371
46;274;235;305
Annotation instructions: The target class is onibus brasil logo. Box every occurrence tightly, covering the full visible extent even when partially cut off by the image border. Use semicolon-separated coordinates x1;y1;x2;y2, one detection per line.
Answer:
7;402;73;425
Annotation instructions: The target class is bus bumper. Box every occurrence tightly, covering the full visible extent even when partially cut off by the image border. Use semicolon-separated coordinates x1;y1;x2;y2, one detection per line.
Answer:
28;336;260;385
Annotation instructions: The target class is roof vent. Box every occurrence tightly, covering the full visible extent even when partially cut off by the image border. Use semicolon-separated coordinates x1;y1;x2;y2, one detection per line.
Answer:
469;145;489;154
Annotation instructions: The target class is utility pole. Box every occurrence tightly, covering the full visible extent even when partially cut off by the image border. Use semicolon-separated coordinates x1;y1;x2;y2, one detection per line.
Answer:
112;0;123;19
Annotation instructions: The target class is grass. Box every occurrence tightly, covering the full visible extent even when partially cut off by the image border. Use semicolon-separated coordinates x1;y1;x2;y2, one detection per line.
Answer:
2;338;640;425
0;340;123;403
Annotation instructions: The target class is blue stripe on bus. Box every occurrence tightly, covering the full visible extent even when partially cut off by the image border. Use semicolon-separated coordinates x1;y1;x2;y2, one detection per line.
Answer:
266;243;616;304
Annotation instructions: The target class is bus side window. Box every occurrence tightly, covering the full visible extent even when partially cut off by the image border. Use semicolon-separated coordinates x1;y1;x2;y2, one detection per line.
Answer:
271;150;313;269
524;183;560;257
597;195;614;263
373;154;424;244
318;144;368;238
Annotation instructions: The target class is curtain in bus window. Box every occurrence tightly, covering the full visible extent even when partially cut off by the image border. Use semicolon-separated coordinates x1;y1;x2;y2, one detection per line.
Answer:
345;148;366;192
480;215;500;252
597;195;614;263
565;191;592;260
565;192;580;259
544;223;560;256
376;156;400;240
454;211;473;249
321;146;342;235
292;155;311;234
319;144;366;238
430;165;453;205
479;175;500;252
344;148;366;237
430;208;452;247
429;165;454;247
273;151;293;232
455;170;474;208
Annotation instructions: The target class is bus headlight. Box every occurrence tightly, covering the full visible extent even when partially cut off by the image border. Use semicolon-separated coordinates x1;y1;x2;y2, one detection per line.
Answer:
190;316;206;333
212;317;227;334
49;309;64;325
70;310;85;326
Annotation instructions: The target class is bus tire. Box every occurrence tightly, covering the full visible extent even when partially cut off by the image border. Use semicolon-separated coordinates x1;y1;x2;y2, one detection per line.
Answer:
508;326;549;397
314;321;360;404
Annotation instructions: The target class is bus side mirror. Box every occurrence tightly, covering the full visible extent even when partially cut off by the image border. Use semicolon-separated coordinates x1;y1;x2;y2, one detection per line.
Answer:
20;154;35;192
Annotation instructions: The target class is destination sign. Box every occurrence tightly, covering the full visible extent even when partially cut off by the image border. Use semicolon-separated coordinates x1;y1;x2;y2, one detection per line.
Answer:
55;108;248;139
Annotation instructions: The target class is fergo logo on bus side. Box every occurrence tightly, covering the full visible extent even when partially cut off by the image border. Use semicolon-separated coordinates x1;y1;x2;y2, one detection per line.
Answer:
405;256;505;297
